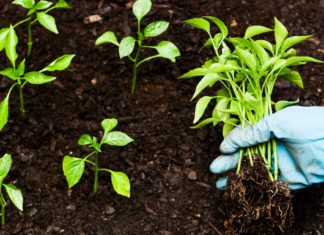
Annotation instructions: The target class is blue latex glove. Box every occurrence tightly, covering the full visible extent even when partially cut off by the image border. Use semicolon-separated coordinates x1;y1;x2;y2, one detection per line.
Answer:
210;106;324;190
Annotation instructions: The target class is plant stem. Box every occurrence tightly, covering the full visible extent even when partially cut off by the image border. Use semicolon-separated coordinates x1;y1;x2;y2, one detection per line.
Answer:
93;153;99;194
131;45;142;95
236;149;244;174
272;139;279;180
17;79;26;118
0;187;6;226
27;19;33;57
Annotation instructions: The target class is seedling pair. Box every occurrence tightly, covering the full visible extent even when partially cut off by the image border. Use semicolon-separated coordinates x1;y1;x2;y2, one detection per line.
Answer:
63;118;133;197
95;0;180;94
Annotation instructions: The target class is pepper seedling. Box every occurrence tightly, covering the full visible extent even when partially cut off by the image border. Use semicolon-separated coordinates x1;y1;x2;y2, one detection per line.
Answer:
63;118;133;197
95;0;180;94
11;0;71;56
180;17;322;180
0;154;23;225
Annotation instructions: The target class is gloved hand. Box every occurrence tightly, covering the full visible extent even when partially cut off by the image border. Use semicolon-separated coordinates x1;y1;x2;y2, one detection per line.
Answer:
210;106;324;190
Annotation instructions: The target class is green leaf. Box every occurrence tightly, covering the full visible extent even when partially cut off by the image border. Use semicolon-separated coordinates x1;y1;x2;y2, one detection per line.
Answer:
203;33;222;48
179;68;208;79
102;131;134;147
3;184;23;211
62;156;85;188
54;0;71;9
243;92;261;110
153;41;180;62
101;118;118;134
41;54;75;72
0;28;9;51
284;56;323;67
274;17;288;52
282;35;311;52
24;71;56;84
95;31;119;46
119;36;136;59
251;40;270;65
0;93;10;132
192;73;221;99
132;0;152;22
12;0;35;8
184;18;210;34
17;59;26;76
208;63;239;73
110;170;130;198
36;12;58;34
0;154;12;182
256;40;274;54
34;0;52;10
275;99;299;112
77;134;93;146
223;118;239;137
203;16;228;38
144;21;169;37
5;26;18;68
191;117;216;129
280;70;303;88
0;68;19;80
213;98;230;122
235;47;257;71
244;25;272;39
91;137;101;152
194;96;213;123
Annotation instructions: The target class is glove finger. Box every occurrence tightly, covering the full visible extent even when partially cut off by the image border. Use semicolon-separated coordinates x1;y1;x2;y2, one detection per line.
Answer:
216;177;227;190
210;152;239;174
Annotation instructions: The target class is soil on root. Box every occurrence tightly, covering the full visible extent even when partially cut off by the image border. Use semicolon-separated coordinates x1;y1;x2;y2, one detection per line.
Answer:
225;158;293;235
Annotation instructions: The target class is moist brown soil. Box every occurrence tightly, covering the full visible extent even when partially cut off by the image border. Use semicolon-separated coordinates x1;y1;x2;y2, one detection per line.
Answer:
225;158;293;235
0;0;323;234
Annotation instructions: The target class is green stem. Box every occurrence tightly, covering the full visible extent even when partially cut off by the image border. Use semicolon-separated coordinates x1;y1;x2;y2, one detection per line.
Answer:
13;17;31;28
27;19;33;57
0;187;6;226
131;45;142;95
236;149;244;174
17;80;26;118
272;139;278;180
93;154;99;194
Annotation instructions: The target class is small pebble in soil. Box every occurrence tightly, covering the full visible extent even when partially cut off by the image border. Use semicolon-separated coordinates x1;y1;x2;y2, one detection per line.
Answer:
104;205;116;215
187;170;198;181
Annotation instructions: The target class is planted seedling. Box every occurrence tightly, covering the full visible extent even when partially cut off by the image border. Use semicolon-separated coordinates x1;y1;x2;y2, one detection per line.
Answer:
63;118;133;197
0;154;23;225
180;16;322;233
12;0;71;56
95;0;180;94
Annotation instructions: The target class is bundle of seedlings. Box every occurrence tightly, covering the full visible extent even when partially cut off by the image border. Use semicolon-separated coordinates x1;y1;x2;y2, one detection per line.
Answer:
180;17;322;234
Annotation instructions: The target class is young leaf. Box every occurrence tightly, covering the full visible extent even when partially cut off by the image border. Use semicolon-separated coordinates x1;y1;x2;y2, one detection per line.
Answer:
179;68;208;79
284;56;323;67
203;33;222;48
24;71;56;84
77;134;93;146
12;0;35;8
144;21;169;37
194;96;213;123
243;92;261;110
102;131;134;147
3;184;23;211
36;12;58;34
213;98;230;122
256;40;274;54
244;25;272;39
281;35;311;52
0;28;9;51
0;68;19;80
280;70;303;88
17;59;26;76
0;154;12;182
5;26;18;68
119;36;136;59
251;40;270;65
0;93;10;132
203;16;228;38
184;18;210;34
223;118;239;137
132;0;152;22
191;117;216;129
62;156;85;188
192;73;221;99
95;31;119;46
110;170;130;198
153;41;180;62
34;0;52;10
275;99;299;112
235;47;257;72
101;118;118;134
274;17;288;52
41;54;75;72
54;0;71;9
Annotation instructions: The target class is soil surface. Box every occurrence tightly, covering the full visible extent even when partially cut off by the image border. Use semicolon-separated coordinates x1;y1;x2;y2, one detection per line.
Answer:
0;0;323;234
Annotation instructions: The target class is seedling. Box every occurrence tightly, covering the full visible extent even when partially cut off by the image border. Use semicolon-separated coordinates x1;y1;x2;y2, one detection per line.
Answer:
0;154;23;225
63;118;133;197
12;0;71;56
180;17;322;180
95;0;180;94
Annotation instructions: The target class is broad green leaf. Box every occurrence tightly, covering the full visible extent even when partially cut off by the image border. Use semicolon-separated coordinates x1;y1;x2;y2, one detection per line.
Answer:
191;117;216;129
5;26;18;68
12;0;34;8
251;40;270;65
179;68;208;79
285;48;296;57
203;16;228;38
216;89;230;103
41;54;75;72
34;0;52;10
119;36;136;59
213;98;230;122
95;31;119;46
203;33;222;48
228;37;250;48
280;70;303;88
275;99;299;112
184;18;210;34
192;73;221;99
208;63;239;73
274;17;288;52
284;56;323;67
17;59;26;76
54;0;71;9
110;170;130;198
282;35;311;52
132;0;152;22
77;134;93;146
235;47;257;71
256;40;274;54
62;156;85;188
0;93;10;132
243;92;261;110
102;131;134;147
24;71;56;84
0;154;12;182
144;21;169;37
153;41;180;62
37;12;58;34
101;118;118;134
3;183;23;211
244;25;272;39
223;118;239;137
0;28;9;51
194;96;213;123
0;68;18;80
226;100;240;115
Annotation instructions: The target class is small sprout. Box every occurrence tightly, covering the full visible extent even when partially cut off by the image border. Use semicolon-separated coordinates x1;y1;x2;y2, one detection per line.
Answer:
95;0;180;94
62;118;133;197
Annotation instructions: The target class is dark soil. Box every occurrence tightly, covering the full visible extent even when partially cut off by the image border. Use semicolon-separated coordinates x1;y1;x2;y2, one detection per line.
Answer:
0;0;323;234
225;158;293;235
